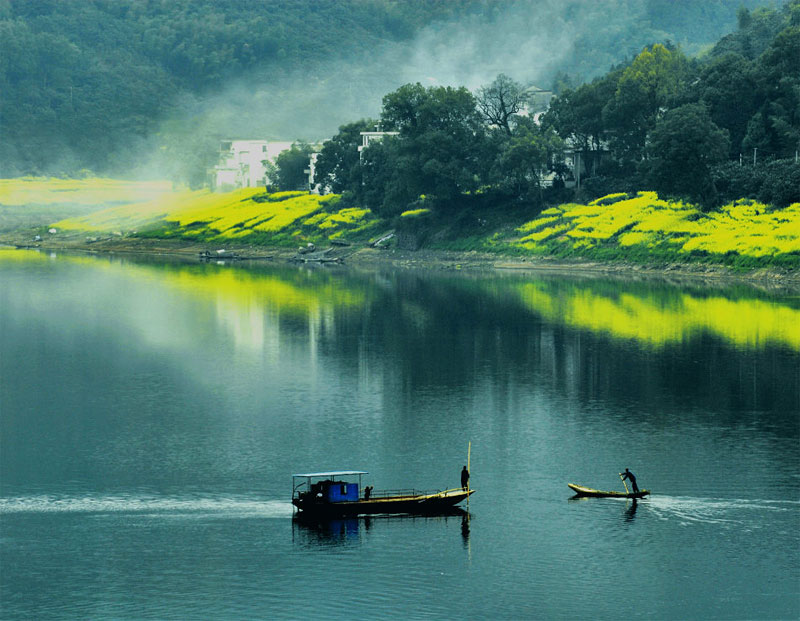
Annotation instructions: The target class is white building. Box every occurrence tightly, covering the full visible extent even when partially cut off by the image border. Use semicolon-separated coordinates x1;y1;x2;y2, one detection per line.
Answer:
211;140;293;191
305;152;321;194
358;131;399;159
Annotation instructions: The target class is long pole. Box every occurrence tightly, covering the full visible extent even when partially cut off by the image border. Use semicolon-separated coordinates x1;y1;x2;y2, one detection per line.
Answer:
619;472;630;495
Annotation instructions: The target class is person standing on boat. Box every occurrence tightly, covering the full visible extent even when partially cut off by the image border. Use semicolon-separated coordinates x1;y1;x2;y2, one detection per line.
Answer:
621;468;639;494
461;465;470;490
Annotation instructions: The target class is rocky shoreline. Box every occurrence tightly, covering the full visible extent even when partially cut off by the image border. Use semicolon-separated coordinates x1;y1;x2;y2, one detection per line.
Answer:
3;233;799;291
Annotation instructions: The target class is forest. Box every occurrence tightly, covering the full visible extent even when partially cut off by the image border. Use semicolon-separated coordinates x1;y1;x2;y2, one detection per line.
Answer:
308;0;799;216
1;0;790;183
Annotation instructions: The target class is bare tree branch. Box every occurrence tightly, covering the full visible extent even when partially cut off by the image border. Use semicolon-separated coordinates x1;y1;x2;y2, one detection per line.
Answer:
477;74;527;135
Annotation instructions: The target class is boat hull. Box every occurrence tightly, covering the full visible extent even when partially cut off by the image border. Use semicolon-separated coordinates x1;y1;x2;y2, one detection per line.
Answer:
568;483;650;499
293;488;474;516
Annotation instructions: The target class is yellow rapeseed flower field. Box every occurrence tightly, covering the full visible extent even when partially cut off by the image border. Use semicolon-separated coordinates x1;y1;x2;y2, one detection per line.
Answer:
515;192;800;263
0;177;172;206
49;185;379;245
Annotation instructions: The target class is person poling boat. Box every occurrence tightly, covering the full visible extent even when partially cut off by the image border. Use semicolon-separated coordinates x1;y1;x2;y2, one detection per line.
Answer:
567;482;650;499
568;469;650;499
620;468;639;494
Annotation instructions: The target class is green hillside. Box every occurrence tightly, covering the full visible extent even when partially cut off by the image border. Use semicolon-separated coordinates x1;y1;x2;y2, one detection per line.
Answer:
1;0;786;179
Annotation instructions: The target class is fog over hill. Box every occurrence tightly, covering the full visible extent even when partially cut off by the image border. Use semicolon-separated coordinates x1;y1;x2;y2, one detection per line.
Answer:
0;0;786;180
171;0;781;142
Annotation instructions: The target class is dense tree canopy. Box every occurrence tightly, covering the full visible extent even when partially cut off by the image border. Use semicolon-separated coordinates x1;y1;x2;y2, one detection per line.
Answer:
273;142;315;191
312;119;377;196
363;84;489;215
602;43;692;161
542;0;799;207
300;0;797;218
643;103;731;206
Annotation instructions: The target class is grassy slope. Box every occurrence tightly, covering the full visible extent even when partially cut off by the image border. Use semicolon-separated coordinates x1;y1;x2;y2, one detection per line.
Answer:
3;179;799;270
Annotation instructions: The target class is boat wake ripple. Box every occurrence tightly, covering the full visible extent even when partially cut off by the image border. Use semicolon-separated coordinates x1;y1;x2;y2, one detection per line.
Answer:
0;494;294;518
646;495;798;527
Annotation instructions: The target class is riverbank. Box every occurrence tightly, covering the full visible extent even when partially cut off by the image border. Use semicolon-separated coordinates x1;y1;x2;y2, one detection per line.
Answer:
3;181;798;288
4;232;798;292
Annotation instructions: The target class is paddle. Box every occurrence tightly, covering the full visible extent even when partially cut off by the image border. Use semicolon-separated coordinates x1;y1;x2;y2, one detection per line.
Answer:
619;472;630;495
466;441;472;509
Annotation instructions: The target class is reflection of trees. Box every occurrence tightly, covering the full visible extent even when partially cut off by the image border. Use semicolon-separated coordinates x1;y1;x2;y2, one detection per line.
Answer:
311;270;799;425
130;256;800;427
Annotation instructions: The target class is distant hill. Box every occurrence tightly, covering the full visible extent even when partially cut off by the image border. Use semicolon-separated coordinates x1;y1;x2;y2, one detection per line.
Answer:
0;0;787;180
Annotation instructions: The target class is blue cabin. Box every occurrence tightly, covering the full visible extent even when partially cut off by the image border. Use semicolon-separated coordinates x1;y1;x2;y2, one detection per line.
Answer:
326;482;359;502
292;470;367;508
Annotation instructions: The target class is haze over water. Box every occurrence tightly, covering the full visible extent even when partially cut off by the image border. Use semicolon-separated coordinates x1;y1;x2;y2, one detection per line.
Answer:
1;250;798;619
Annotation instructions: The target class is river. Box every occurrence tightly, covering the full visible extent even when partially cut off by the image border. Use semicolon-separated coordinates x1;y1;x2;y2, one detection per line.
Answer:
1;249;798;619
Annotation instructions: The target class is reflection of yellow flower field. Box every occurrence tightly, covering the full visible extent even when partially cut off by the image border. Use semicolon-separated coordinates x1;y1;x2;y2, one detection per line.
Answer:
515;281;800;351
516;192;800;264
0;248;368;318
0;248;49;263
163;266;367;315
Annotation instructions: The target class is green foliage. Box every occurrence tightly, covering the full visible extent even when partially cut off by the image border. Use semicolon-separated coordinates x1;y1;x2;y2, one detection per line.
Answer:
549;1;800;208
602;43;694;160
643;103;730;207
371;83;488;215
313;119;376;195
273;142;314;191
693;52;760;157
490;116;564;201
758;160;800;207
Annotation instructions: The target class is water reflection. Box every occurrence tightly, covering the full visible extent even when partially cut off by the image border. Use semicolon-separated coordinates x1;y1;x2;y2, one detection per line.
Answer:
2;249;796;421
291;509;470;548
623;499;638;523
1;250;798;619
4;249;798;353
511;279;800;350
567;495;639;524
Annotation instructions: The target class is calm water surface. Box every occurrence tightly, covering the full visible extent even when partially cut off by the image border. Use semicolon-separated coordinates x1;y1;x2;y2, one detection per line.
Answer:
1;249;798;619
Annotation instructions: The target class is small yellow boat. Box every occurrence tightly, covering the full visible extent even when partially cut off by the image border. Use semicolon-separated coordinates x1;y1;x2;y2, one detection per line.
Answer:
568;483;650;499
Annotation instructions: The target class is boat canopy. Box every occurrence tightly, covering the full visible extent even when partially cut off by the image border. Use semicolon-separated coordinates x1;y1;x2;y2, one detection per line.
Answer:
292;471;368;478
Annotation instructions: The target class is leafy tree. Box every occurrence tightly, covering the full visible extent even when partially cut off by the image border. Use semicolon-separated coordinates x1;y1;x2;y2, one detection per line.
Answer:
694;53;759;157
758;160;800;207
603;43;693;161
711;160;765;203
749;25;800;158
313;119;376;195
712;3;791;60
543;69;622;177
492;116;564;201
376;83;488;214
274;142;314;191
643;103;730;206
476;73;527;135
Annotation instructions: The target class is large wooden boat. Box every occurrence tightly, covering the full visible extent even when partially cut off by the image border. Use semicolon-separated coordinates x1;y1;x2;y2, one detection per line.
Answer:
292;471;474;516
568;483;650;499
